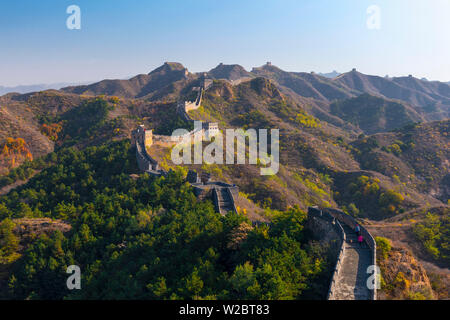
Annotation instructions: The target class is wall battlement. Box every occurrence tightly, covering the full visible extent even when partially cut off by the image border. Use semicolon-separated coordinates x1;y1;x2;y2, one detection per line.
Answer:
132;136;239;214
134;139;166;176
308;207;377;300
189;170;238;215
131;78;236;215
136;77;218;149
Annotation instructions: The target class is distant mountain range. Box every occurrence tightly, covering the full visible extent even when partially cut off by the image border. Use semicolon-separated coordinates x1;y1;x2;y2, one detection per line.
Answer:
4;64;449;106
2;61;449;142
318;71;341;78
58;62;449;109
0;82;96;95
57;62;450;129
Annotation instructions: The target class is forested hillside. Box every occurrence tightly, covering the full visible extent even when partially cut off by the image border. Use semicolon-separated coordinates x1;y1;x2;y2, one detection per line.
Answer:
0;140;333;299
0;63;448;300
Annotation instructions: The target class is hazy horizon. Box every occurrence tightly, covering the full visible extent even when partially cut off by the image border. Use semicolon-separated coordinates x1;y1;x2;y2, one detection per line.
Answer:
0;63;448;90
1;0;449;86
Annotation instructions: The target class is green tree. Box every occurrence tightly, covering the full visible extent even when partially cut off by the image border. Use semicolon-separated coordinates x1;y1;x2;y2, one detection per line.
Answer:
0;218;19;263
375;236;392;260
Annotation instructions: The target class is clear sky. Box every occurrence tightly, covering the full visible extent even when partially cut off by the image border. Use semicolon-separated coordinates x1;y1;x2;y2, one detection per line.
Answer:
0;0;449;86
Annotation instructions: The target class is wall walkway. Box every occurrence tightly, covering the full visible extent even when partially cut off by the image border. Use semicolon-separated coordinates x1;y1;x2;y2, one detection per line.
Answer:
308;207;377;300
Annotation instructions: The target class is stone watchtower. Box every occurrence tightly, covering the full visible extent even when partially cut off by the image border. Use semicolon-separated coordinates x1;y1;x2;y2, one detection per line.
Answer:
205;122;219;140
131;125;153;149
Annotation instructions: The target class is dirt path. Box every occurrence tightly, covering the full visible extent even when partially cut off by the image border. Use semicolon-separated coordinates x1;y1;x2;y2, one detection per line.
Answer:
0;180;29;196
0;170;41;196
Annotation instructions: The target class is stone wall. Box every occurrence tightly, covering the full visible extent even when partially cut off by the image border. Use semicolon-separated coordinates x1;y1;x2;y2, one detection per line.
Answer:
152;127;208;147
131;78;238;214
133;130;239;215
323;208;377;300
308;207;377;300
191;180;239;215
192;185;213;201
306;207;342;243
134;133;166;176
183;84;203;113
323;208;377;252
225;187;238;213
147;77;218;148
307;207;345;300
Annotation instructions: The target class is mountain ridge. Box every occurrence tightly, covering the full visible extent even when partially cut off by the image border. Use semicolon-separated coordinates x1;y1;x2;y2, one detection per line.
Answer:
0;65;448;300
49;62;449;108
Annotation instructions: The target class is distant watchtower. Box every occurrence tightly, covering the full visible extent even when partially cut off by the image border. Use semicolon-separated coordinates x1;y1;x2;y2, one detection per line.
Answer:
203;122;219;140
201;73;213;90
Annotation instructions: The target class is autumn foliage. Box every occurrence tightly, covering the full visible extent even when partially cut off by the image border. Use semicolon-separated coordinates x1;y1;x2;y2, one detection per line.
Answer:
0;137;33;168
40;123;62;142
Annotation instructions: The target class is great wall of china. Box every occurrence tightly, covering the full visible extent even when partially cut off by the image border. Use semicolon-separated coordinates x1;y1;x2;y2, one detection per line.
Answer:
130;77;377;300
137;77;219;148
308;207;377;300
131;78;238;216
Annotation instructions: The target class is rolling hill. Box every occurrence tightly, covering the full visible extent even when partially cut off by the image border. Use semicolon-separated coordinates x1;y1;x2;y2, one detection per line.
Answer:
207;63;254;82
329;93;425;134
62;62;195;100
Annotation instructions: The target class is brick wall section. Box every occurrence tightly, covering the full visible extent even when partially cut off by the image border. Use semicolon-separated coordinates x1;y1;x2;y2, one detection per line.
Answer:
308;207;377;300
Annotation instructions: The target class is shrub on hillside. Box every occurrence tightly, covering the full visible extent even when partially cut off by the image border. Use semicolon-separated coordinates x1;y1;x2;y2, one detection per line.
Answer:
376;236;392;260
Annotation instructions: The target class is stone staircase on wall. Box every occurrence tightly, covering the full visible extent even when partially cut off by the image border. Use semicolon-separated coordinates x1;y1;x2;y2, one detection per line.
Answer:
135;141;166;176
214;187;236;216
134;140;239;215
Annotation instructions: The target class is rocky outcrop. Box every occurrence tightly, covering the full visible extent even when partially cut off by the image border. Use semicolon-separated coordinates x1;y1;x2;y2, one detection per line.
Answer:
378;246;436;300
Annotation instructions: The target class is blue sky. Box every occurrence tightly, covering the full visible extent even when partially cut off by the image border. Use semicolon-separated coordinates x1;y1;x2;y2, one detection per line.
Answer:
0;0;449;86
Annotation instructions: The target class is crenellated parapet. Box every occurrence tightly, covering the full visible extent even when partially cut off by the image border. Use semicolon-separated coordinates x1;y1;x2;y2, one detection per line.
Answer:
132;125;166;176
177;75;213;119
131;125;153;149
